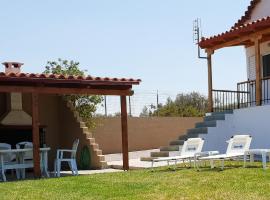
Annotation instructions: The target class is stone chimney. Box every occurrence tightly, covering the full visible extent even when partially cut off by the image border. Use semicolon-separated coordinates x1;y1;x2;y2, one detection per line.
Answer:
0;62;32;125
3;62;24;74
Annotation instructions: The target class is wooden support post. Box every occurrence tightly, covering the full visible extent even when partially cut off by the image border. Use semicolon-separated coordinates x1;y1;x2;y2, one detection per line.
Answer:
254;36;262;106
120;96;129;171
32;93;41;178
207;50;214;112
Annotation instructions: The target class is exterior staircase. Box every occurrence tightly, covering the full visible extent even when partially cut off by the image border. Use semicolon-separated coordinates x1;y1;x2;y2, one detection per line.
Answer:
141;110;233;161
65;100;108;169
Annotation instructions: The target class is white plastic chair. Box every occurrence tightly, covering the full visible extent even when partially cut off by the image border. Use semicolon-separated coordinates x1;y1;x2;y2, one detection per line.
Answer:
151;138;205;170
197;135;252;170
54;139;79;177
16;142;33;160
16;141;33;178
0;143;19;181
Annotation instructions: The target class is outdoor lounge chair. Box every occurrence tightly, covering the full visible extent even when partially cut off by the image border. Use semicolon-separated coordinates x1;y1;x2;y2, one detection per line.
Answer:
54;139;79;177
151;138;205;170
196;135;252;170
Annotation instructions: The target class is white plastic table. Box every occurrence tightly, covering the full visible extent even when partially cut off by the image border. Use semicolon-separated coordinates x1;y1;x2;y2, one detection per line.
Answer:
244;149;270;170
0;147;50;181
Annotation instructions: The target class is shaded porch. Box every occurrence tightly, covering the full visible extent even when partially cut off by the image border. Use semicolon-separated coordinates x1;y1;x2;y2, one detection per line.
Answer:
0;62;140;179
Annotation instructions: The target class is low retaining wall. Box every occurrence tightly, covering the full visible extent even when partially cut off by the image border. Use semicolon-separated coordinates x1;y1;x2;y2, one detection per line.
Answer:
92;117;202;154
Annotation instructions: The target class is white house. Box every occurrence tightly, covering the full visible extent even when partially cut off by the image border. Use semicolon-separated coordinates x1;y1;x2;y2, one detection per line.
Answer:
198;0;270;152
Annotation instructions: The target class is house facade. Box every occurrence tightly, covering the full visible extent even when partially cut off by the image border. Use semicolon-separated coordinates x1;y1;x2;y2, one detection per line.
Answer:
197;0;270;152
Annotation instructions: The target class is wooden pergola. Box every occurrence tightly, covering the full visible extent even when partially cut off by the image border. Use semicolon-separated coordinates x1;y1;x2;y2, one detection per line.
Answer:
0;64;140;177
199;16;270;112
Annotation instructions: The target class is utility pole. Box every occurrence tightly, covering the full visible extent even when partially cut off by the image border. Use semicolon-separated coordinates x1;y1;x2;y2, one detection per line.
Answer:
156;90;159;116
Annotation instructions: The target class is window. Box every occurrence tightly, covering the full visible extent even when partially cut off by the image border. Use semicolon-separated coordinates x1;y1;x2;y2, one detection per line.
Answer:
263;54;270;78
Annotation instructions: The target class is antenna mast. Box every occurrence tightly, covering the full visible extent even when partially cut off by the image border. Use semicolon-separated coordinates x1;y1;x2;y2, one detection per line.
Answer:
193;18;207;59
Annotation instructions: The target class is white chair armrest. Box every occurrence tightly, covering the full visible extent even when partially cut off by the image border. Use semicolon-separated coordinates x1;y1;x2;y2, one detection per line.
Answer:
57;149;76;153
56;149;76;159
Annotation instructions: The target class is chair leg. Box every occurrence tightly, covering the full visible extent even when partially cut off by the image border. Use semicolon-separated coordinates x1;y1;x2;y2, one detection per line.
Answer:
262;152;267;170
1;169;6;182
57;160;61;177
70;160;78;175
221;160;225;170
22;169;26;179
73;160;78;175
210;160;214;169
54;160;56;177
15;169;20;179
69;161;76;175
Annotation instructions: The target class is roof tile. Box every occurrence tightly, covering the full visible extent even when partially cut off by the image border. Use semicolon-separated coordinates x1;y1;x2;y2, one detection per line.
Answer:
0;71;141;85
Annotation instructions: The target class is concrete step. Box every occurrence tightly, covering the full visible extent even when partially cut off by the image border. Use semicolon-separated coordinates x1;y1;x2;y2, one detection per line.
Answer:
98;155;105;162
81;127;89;132
151;151;169;157
204;114;225;121
178;135;189;140
195;120;216;128
211;110;233;116
160;145;180;151
170;140;185;145
80;122;86;128
99;161;108;169
88;137;95;144
186;133;199;138
91;143;99;150
187;127;208;134
95;149;103;156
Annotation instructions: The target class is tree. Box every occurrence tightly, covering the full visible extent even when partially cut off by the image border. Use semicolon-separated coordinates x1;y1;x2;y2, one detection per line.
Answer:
44;58;103;127
140;106;150;117
141;92;208;117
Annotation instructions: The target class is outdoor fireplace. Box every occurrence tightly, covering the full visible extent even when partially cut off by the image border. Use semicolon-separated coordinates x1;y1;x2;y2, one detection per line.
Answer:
0;62;46;147
0;125;46;148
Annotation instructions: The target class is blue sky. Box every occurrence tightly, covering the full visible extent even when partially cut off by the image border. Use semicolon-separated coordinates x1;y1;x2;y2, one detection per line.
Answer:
1;0;250;95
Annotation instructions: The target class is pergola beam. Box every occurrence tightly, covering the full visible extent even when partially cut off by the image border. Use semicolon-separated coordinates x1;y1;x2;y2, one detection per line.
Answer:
206;27;270;51
120;96;129;171
254;36;262;106
206;50;214;113
0;86;134;96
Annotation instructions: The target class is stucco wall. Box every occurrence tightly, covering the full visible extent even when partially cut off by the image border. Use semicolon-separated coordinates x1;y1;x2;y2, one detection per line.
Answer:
0;93;106;169
200;105;270;154
0;93;7;117
92;117;202;154
58;100;102;169
247;0;270;23
245;41;270;80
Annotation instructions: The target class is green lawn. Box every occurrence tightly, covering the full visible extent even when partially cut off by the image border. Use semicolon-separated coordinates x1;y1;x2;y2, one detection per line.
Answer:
1;162;270;200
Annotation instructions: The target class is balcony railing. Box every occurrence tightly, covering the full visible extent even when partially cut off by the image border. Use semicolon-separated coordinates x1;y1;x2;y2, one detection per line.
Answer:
212;89;250;112
212;77;270;112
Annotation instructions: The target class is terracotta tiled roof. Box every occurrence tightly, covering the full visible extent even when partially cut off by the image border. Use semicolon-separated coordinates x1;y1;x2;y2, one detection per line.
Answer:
199;16;270;49
199;0;267;49
0;72;141;85
233;0;261;28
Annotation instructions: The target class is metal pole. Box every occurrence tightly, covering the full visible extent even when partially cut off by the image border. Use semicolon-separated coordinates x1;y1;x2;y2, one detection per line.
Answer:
104;95;107;117
128;96;132;117
156;90;159;116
